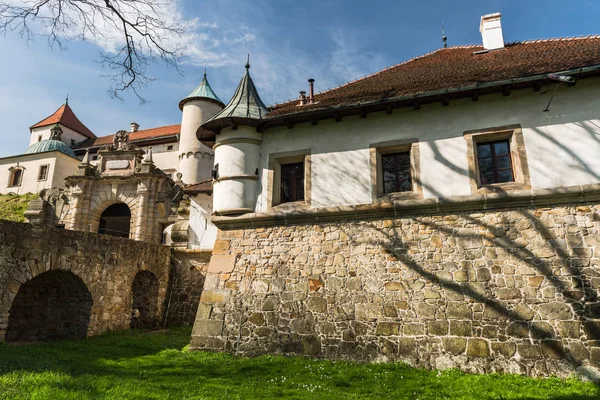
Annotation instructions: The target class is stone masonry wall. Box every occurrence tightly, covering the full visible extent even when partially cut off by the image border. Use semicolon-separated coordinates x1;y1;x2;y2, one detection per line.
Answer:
191;203;600;379
165;250;209;326
0;220;171;341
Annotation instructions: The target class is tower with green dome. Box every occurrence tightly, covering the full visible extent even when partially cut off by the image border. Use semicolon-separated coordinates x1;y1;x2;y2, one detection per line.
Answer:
178;70;225;184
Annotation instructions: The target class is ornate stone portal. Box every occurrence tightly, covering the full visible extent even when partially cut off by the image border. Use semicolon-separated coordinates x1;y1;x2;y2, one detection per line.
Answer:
26;131;183;243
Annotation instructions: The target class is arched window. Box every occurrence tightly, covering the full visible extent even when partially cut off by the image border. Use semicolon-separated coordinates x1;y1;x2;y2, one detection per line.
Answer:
8;167;24;187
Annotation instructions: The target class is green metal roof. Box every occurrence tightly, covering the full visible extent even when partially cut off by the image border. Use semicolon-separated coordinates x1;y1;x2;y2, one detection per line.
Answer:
179;73;225;110
26;139;77;158
202;60;269;131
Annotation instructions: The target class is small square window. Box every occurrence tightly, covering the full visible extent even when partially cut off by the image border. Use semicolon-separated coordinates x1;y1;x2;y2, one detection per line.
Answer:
280;162;304;203
370;139;422;202
476;140;514;185
167;145;174;151
38;135;42;142
71;139;76;146
382;152;412;194
38;165;49;181
267;151;311;210
464;124;531;194
92;155;98;161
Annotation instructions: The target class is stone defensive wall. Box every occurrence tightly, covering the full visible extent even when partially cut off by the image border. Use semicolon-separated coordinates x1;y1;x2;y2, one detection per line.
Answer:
0;220;171;342
191;185;600;379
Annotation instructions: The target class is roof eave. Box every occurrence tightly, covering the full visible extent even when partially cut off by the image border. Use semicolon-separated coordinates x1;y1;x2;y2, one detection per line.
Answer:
262;64;600;130
179;96;226;111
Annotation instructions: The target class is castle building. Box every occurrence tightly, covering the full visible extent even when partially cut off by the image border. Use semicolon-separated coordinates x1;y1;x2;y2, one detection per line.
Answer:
5;11;600;378
189;13;600;377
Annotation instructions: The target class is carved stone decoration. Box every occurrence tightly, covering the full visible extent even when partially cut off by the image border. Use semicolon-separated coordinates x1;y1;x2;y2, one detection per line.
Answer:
112;130;130;150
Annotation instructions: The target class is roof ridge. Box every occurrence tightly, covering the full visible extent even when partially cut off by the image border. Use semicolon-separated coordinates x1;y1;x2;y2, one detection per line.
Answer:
270;45;484;109
270;34;600;110
513;34;600;45
134;123;181;134
29;104;66;129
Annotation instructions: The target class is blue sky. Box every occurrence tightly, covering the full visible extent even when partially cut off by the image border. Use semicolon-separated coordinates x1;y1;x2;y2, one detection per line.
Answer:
1;0;599;157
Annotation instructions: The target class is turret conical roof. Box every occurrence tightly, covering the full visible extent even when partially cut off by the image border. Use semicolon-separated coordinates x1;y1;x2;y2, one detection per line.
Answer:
179;72;225;110
201;59;269;133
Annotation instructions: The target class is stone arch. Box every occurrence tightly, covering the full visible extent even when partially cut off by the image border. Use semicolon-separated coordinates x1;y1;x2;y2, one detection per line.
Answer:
98;203;132;238
6;270;92;342
130;270;161;329
88;197;138;239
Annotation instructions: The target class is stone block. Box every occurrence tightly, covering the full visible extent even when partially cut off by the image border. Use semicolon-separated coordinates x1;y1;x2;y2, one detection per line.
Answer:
538;303;573;321
540;340;565;359
557;321;580;338
212;240;231;255
443;337;466;355
195;303;212;321
384;282;404;291
428;321;449;336
530;321;555;339
403;323;425;336
518;344;542;359
208;255;237;273
467;339;489;358
450;320;472;337
248;313;265;326
309;278;324;292
584;321;600;340
200;289;231;304
192;319;223;337
398;338;418;357
376;322;400;336
491;342;516;357
307;297;328;313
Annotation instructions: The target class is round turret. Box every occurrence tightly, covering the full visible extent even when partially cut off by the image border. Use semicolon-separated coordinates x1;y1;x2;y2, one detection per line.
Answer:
202;59;268;215
178;72;225;184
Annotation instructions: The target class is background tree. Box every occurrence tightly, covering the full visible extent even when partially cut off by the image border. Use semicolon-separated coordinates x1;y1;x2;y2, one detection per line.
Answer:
0;0;187;102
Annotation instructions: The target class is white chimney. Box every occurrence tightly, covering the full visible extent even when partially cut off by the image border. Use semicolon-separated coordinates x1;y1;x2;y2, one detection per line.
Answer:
480;12;504;50
130;122;139;132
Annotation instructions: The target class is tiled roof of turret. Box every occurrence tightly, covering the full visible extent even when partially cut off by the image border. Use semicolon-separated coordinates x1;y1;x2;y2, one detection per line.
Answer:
202;59;269;131
30;103;96;139
179;72;225;110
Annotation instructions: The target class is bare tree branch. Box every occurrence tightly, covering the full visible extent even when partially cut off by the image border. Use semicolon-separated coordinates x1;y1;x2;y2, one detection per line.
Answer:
0;0;186;103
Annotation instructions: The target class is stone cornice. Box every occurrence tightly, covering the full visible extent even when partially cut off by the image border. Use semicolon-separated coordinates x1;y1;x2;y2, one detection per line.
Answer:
211;183;600;229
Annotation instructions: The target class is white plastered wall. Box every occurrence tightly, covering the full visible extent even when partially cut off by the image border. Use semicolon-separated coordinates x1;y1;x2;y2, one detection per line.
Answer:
0;152;79;195
256;77;600;211
189;193;218;249
29;124;90;148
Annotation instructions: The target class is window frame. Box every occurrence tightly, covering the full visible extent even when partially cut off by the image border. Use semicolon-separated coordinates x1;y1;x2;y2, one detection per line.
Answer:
37;164;49;181
7;166;24;188
464;124;531;194
370;139;422;202
267;150;311;210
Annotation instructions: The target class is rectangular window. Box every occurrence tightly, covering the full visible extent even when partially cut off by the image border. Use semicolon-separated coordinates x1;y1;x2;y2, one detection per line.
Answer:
464;125;531;194
167;145;174;151
38;165;49;181
38;135;42;142
71;139;76;146
92;155;98;161
9;169;23;187
280;162;304;203
382;152;412;194
476;140;514;185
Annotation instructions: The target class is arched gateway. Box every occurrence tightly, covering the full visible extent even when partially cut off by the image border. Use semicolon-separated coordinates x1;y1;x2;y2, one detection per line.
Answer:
98;203;132;238
6;270;92;342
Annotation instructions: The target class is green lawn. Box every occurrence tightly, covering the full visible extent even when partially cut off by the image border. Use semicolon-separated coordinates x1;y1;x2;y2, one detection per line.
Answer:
0;328;597;400
0;193;37;222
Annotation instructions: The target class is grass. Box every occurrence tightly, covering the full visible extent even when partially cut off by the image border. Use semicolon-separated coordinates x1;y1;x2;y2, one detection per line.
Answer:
0;193;37;222
0;328;597;400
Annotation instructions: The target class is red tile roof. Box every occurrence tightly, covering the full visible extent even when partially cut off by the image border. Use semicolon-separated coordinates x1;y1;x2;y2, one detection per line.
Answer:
30;104;96;139
268;36;600;117
183;180;213;194
75;124;181;149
